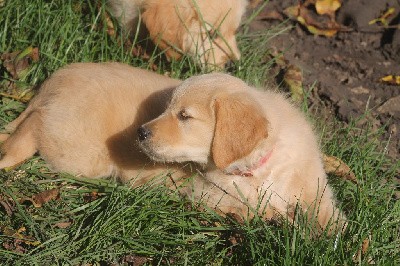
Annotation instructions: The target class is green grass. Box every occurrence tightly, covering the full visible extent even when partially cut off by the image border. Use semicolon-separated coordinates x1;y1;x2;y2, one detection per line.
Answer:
1;0;399;265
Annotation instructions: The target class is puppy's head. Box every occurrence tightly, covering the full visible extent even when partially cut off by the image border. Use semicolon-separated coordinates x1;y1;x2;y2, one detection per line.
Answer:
138;73;268;170
142;0;247;68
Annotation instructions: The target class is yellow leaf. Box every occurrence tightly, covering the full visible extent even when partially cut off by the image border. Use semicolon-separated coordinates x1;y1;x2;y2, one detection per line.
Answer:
2;226;41;246
294;5;340;37
284;65;304;103
283;5;300;19
315;0;341;16
369;7;395;27
380;75;400;85
306;24;338;37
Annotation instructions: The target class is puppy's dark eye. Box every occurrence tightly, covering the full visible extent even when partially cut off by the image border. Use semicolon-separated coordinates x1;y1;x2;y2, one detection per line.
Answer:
177;109;192;121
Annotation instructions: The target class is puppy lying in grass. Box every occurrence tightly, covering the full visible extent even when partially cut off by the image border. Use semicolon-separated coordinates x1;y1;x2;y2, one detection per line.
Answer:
0;63;187;186
0;62;346;235
138;72;347;234
108;0;248;68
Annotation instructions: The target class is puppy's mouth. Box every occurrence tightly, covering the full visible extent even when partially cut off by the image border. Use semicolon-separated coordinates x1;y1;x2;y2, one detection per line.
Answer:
137;140;166;163
137;140;208;165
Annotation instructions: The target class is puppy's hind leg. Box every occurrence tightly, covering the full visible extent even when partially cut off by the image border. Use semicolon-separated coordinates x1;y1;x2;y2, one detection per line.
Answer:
0;112;39;169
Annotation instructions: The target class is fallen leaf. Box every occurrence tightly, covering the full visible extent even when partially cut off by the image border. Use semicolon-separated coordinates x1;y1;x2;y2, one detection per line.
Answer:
120;254;150;266
248;0;262;9
256;9;284;21
284;5;300;19
0;90;35;103
315;0;341;18
1;46;39;79
0;197;15;216
103;8;116;37
353;234;374;264
1;226;41;248
369;7;396;27
284;64;304;103
16;46;39;62
83;191;100;202
54;221;72;229
380;75;400;85
284;4;341;37
323;154;357;183
302;22;339;37
20;188;60;208
2;239;27;254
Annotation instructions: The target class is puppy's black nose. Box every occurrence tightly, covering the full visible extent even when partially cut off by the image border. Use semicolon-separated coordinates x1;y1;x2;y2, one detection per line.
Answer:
137;126;152;141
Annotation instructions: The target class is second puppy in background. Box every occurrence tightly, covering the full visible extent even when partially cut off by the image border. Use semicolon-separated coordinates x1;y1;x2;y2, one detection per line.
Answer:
108;0;248;68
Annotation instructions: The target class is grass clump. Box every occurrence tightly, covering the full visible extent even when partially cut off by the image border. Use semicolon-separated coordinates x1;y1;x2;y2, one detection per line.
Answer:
0;0;399;265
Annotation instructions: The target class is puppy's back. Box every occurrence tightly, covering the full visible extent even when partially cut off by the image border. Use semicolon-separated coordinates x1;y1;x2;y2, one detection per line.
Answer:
0;63;181;179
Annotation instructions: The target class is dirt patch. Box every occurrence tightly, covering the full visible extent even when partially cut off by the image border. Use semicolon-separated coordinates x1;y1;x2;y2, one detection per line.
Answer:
249;0;400;164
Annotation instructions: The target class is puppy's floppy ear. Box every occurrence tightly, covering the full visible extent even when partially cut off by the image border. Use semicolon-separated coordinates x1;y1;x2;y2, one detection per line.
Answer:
212;94;268;169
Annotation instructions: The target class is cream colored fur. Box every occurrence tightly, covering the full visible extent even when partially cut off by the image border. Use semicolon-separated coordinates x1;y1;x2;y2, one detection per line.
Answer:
107;0;248;67
0;63;188;186
139;73;347;234
0;63;346;234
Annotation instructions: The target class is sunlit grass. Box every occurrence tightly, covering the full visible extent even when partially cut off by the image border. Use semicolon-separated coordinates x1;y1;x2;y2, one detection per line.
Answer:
0;0;399;265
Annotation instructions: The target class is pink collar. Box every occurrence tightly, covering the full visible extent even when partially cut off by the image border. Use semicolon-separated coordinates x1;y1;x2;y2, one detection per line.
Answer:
227;149;274;177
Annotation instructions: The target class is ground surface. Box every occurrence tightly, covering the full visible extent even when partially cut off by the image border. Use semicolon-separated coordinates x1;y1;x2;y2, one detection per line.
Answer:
249;0;400;164
0;1;399;264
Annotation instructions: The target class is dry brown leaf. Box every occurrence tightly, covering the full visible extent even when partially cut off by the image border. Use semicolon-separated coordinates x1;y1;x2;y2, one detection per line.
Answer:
0;46;38;103
284;3;341;37
1;46;39;79
120;254;150;266
20;188;60;208
0;197;15;216
2;239;27;254
323;154;357;183
103;8;116;37
353;235;374;264
1;226;41;248
1;50;26;79
54;221;72;229
32;188;60;207
256;9;285;21
83;191;100;203
0;90;35;103
248;0;262;9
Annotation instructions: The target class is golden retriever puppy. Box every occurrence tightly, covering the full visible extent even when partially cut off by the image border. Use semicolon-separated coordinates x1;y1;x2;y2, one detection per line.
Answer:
107;0;248;67
138;73;347;234
0;62;189;186
0;64;345;234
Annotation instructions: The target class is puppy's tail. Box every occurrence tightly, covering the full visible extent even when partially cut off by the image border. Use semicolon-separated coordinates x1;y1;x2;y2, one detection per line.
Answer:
0;110;39;169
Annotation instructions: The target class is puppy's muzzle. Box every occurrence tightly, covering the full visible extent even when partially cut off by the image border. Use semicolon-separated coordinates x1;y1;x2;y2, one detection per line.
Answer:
137;126;152;141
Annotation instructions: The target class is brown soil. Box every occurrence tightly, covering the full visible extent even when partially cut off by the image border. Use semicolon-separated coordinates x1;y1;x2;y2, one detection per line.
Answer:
248;0;400;165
